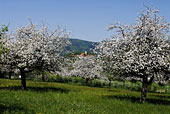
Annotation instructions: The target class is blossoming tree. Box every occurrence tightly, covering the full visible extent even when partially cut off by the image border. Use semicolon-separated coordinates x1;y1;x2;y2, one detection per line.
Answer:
1;23;70;89
0;25;9;78
96;7;170;103
0;25;8;54
69;56;102;84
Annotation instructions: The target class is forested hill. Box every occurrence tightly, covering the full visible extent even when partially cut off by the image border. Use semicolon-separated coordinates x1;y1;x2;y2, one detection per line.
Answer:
66;39;98;53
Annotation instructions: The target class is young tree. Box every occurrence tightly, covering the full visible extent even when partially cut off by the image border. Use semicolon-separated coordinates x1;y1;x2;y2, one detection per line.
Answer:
96;7;170;103
69;56;102;84
1;23;70;89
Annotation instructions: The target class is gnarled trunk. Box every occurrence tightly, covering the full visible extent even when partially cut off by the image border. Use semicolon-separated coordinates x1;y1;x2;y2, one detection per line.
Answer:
140;77;148;103
20;68;26;90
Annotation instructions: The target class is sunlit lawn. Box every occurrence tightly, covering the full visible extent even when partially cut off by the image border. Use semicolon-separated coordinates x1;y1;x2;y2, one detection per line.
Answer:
0;79;170;114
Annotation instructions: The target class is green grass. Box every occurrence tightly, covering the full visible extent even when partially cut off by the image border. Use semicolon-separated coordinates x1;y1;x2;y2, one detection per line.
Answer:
0;79;170;114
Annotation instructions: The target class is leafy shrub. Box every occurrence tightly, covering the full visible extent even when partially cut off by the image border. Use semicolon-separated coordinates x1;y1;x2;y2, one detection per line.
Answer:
47;74;65;83
71;77;85;84
88;79;104;87
151;83;159;92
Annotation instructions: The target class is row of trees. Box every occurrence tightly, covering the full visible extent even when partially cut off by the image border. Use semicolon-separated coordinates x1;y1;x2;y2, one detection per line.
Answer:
69;6;170;103
0;7;170;103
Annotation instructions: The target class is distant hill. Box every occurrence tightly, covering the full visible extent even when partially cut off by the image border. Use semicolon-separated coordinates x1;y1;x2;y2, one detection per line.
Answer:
66;39;98;53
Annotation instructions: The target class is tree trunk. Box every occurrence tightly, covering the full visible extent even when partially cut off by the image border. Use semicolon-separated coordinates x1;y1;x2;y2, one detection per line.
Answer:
85;78;89;85
9;71;12;79
46;74;48;81
140;77;148;103
108;80;111;88
42;73;45;82
20;68;26;90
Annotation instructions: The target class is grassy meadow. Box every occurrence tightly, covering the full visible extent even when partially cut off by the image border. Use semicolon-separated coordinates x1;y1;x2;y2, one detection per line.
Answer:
0;79;170;114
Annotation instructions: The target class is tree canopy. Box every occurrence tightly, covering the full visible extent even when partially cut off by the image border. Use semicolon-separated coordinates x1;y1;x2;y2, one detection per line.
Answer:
69;56;102;83
96;7;170;103
1;22;70;89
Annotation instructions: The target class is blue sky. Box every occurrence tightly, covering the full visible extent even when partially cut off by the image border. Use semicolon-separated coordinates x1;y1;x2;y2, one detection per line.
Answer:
0;0;169;42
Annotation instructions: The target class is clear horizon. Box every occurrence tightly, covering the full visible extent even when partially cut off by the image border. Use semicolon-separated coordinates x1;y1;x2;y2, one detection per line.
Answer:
0;0;170;42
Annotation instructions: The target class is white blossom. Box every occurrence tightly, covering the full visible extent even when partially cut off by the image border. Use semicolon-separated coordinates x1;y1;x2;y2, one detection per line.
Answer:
69;56;103;81
1;22;70;89
96;7;170;102
2;23;70;71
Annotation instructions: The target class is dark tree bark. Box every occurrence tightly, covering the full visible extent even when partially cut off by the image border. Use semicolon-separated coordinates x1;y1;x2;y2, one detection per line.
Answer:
108;80;111;88
0;72;5;78
9;71;12;79
85;78;89;85
42;73;45;82
46;74;48;81
20;68;26;90
140;77;148;103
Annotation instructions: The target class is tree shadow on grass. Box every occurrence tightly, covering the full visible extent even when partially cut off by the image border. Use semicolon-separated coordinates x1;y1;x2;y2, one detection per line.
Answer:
104;95;170;105
0;104;35;113
0;86;69;93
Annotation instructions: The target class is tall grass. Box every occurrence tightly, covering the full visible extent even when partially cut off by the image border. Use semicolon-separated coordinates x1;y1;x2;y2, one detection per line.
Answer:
0;79;170;114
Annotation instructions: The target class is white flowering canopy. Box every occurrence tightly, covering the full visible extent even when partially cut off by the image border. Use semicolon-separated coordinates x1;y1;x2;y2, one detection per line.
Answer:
1;23;70;72
96;7;170;83
69;56;102;80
